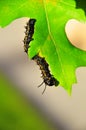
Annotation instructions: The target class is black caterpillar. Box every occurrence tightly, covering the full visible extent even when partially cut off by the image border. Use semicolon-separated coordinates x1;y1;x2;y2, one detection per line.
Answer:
33;55;59;94
24;18;59;94
23;18;36;53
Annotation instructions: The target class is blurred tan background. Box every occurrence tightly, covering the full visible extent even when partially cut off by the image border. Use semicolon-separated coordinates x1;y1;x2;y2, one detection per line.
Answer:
0;18;86;130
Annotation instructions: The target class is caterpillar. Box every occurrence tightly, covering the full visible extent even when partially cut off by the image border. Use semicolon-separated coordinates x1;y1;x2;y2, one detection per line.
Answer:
23;18;36;53
24;18;59;94
33;55;59;94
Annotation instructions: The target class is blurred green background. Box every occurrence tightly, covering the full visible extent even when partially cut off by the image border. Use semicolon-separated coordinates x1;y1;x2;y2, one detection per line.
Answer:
0;71;57;130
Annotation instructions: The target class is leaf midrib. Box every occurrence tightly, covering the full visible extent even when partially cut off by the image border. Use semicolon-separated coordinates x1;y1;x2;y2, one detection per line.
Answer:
43;0;66;85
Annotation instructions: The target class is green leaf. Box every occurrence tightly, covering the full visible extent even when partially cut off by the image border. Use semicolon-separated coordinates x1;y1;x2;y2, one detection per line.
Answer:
0;0;86;94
